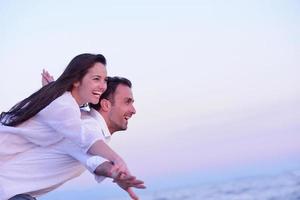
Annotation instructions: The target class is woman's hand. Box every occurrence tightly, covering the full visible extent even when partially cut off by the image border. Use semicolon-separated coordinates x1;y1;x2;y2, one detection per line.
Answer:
41;69;54;86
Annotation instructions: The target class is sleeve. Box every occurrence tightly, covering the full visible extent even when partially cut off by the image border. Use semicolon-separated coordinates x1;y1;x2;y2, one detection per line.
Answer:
55;139;107;183
37;92;96;152
86;156;107;183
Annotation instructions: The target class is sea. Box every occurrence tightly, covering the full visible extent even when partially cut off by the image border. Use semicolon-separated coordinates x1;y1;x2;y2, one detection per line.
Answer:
41;169;300;200
106;170;300;200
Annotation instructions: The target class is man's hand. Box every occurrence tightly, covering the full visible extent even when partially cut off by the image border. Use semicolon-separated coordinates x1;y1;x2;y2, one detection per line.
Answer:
41;69;54;86
95;162;146;200
112;157;131;176
113;173;146;200
94;161;119;177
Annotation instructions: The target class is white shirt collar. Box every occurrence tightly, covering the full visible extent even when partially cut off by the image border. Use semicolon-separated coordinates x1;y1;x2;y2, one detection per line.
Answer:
89;108;111;140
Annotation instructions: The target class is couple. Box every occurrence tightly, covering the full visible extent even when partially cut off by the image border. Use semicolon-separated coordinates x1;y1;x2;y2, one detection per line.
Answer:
0;53;145;200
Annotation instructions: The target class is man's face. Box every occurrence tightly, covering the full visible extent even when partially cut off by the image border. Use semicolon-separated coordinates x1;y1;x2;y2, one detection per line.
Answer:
107;84;136;133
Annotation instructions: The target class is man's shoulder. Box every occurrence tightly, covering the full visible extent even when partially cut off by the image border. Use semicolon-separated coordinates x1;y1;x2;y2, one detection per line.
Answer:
80;109;111;140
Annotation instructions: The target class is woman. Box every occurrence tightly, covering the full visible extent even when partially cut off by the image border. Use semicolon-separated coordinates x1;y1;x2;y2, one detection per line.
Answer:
0;53;128;173
0;54;143;199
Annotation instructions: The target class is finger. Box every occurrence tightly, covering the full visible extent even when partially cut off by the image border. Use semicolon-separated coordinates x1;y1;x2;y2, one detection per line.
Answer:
41;70;54;81
117;175;136;182
43;75;49;81
115;172;135;180
112;167;127;181
42;69;49;76
46;72;52;80
121;178;143;184
44;72;51;79
41;73;49;80
130;180;145;186
113;173;132;183
127;188;139;200
115;178;146;189
125;181;146;189
132;184;146;189
125;182;146;189
43;77;51;84
49;76;54;82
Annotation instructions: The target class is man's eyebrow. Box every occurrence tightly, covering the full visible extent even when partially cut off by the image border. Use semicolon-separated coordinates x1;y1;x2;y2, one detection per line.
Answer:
125;97;134;102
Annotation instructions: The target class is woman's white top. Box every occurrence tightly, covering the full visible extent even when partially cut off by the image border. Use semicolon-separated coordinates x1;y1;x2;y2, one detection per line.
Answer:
0;93;112;199
0;92;100;152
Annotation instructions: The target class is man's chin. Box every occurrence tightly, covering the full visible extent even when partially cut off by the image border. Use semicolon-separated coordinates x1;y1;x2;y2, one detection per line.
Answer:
116;125;127;132
121;125;127;131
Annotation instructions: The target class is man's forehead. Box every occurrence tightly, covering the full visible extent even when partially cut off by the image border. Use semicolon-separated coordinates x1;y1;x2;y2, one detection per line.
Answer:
114;84;134;98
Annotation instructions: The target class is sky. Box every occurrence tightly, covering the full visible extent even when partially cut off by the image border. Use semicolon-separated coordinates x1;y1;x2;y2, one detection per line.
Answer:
0;0;300;199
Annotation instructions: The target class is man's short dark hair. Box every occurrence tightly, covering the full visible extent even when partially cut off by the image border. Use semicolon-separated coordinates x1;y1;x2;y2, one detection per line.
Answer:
90;76;132;110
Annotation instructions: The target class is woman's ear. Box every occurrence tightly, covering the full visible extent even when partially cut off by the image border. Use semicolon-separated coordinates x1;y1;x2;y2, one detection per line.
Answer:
100;99;111;112
73;81;80;88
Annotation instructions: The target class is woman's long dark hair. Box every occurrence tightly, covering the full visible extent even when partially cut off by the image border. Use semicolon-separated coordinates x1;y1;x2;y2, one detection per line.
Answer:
0;53;106;127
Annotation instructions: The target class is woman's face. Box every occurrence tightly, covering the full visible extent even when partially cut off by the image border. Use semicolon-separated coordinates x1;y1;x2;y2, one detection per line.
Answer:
72;62;107;105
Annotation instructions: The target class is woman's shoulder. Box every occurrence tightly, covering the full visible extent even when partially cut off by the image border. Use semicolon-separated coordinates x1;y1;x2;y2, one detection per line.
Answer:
52;91;77;106
39;91;79;115
57;91;73;101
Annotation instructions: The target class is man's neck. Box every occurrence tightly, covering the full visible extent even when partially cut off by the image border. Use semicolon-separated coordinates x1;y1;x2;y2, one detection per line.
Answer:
99;110;115;135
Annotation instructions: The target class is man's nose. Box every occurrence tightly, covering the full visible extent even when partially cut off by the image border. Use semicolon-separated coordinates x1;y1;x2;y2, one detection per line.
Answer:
131;105;136;115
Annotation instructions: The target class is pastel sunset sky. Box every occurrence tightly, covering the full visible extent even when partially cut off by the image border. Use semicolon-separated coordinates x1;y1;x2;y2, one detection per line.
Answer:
0;0;299;199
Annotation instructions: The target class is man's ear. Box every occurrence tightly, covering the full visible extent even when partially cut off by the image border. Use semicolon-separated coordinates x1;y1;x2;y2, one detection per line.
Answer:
100;99;111;112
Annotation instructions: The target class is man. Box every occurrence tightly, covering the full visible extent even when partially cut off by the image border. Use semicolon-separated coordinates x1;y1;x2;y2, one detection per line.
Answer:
83;76;141;198
0;74;145;200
